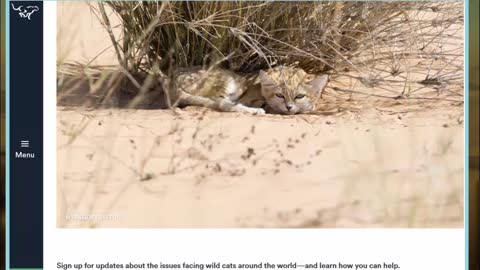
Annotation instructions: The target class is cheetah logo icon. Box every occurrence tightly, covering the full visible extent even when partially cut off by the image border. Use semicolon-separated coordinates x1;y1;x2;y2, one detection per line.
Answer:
11;4;39;20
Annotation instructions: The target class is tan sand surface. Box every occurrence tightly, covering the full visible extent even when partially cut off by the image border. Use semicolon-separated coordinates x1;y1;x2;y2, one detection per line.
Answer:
57;2;120;65
57;103;464;228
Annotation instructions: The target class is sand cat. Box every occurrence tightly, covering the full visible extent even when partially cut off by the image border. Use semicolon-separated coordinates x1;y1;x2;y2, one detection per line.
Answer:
168;66;328;115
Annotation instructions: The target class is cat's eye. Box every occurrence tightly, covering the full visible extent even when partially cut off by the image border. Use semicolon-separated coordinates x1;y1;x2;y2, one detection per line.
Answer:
295;94;306;99
275;93;285;99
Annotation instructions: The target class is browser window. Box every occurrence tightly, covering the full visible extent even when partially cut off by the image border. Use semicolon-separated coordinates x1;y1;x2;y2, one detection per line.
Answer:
3;1;476;270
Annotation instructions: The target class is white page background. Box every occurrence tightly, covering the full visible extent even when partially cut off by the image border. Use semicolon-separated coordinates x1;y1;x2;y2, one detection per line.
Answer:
43;2;465;270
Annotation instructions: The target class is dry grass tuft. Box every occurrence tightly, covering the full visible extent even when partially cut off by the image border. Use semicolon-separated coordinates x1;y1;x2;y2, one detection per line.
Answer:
58;1;464;108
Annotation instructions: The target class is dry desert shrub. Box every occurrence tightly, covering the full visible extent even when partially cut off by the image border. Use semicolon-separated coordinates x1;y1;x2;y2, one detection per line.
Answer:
58;1;464;108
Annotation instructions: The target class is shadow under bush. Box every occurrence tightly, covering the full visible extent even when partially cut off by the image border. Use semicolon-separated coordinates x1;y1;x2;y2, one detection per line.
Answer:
58;1;464;108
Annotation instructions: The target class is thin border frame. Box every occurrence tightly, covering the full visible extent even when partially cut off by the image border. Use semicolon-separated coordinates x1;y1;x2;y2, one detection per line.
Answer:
3;1;470;270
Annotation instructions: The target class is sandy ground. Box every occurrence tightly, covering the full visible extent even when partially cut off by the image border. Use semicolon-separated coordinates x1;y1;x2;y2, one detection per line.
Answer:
56;2;464;228
57;2;120;65
57;102;464;228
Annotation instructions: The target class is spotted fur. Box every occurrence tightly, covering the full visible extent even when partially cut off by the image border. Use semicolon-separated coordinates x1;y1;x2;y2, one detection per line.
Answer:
169;66;328;115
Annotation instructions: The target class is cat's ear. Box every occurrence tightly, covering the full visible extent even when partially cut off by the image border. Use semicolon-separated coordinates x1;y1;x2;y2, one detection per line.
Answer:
259;70;277;87
307;74;329;95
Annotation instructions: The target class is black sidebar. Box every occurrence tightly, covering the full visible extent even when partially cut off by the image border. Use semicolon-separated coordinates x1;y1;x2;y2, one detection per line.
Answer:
9;1;43;269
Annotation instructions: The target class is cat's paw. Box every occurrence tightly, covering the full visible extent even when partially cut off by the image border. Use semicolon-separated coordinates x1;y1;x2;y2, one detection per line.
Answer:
250;108;266;115
230;104;265;115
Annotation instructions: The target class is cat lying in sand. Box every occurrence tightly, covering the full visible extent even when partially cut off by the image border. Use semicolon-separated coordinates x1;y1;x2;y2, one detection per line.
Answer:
167;66;329;115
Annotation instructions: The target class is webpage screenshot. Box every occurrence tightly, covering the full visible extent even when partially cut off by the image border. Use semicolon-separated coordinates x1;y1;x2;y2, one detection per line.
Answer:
3;0;478;270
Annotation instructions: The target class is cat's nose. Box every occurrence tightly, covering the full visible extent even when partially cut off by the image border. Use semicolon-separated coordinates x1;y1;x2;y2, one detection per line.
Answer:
286;104;293;111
